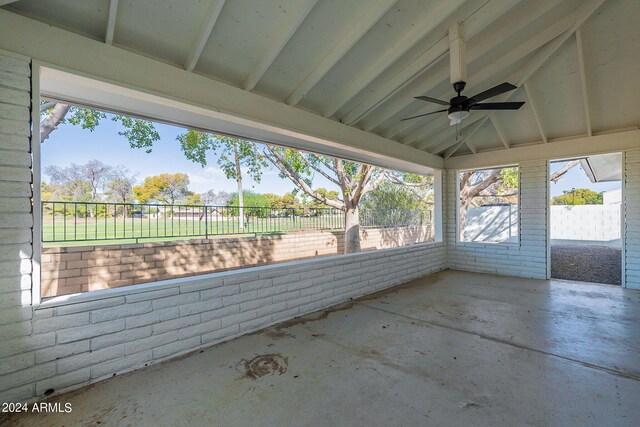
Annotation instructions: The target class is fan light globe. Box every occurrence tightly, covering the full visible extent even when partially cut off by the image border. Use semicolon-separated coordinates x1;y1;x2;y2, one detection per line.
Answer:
448;110;469;121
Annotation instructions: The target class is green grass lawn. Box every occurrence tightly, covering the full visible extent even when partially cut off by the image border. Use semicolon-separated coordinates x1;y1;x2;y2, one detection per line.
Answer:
42;215;345;247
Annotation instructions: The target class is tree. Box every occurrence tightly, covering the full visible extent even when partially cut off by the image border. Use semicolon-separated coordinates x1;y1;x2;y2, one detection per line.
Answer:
44;162;110;202
80;160;113;201
551;188;603;205
228;191;272;218
200;189;230;206
177;131;267;230
40;102;160;149
133;173;191;205
105;167;136;204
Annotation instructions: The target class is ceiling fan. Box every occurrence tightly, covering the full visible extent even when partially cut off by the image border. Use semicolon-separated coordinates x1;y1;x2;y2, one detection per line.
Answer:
401;81;525;125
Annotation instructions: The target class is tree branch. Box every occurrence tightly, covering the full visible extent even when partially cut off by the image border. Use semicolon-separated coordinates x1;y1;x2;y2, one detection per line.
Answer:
40;103;71;143
40;101;56;112
262;146;345;210
550;160;580;183
306;159;341;186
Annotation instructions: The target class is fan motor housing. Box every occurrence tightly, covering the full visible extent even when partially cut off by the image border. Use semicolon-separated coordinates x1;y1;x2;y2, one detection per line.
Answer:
449;96;470;113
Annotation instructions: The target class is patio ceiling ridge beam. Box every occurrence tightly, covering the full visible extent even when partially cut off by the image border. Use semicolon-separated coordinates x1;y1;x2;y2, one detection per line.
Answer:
341;0;523;128
285;0;396;106
184;0;226;72
321;0;467;118
243;0;317;91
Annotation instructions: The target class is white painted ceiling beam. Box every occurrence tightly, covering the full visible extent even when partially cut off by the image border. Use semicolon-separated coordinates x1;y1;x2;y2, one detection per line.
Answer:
445;129;640;170
286;0;396;106
438;0;606;157
341;0;524;127
465;138;478;154
384;0;566;142
243;0;317;91
321;0;466;117
105;0;118;45
575;28;592;136
491;116;510;149
0;9;443;172
523;82;547;143
184;0;225;72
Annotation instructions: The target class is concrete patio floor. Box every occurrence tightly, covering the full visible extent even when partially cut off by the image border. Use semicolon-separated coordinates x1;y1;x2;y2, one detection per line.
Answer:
4;269;640;426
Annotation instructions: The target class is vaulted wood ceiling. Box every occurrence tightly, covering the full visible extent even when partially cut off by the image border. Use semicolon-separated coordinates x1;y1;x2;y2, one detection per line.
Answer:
4;0;639;159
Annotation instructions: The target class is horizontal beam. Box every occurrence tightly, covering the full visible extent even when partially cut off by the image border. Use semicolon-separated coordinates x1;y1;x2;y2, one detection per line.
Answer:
0;9;443;173
444;129;640;170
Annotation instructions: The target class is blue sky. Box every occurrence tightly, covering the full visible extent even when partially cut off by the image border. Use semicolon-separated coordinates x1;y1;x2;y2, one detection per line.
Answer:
42;110;617;200
42;114;339;196
549;160;620;198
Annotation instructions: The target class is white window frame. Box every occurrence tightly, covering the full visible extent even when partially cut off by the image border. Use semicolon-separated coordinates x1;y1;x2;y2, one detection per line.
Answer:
455;164;520;246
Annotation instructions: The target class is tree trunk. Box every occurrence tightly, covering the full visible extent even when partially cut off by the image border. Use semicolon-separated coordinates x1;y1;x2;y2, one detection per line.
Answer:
458;199;469;240
234;144;245;230
344;206;361;254
40;103;71;143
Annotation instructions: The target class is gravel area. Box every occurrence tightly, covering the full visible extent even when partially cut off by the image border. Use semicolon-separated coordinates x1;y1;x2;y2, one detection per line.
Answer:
551;245;621;286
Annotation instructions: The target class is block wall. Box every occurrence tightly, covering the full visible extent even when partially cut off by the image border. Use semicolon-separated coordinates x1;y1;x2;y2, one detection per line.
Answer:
41;226;434;297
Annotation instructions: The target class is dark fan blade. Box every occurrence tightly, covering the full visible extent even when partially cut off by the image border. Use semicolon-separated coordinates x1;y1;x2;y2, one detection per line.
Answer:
469;82;517;103
401;109;448;121
415;96;450;106
470;102;525;110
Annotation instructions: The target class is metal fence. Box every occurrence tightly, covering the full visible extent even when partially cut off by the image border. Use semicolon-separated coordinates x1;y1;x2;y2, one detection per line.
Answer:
41;201;431;243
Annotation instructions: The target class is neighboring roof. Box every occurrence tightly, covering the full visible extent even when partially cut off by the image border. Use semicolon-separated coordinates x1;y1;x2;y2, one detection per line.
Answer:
2;0;638;159
580;153;622;183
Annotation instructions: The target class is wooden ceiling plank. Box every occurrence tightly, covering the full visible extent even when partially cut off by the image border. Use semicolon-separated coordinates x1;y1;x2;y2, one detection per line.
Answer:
285;0;396;106
243;0;317;91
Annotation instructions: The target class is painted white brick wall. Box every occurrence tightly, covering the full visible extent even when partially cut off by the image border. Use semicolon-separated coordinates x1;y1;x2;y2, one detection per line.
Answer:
0;53;36;403
1;242;446;403
445;161;548;279
625;149;640;289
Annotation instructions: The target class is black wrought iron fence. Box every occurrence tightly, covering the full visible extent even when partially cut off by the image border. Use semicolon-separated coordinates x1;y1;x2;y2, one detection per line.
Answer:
41;201;431;243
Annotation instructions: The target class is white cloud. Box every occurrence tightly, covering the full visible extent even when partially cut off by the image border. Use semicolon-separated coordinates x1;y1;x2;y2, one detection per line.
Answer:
187;167;235;193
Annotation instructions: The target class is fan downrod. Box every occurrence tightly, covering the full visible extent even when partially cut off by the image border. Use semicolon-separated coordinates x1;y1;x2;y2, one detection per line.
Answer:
453;81;466;96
